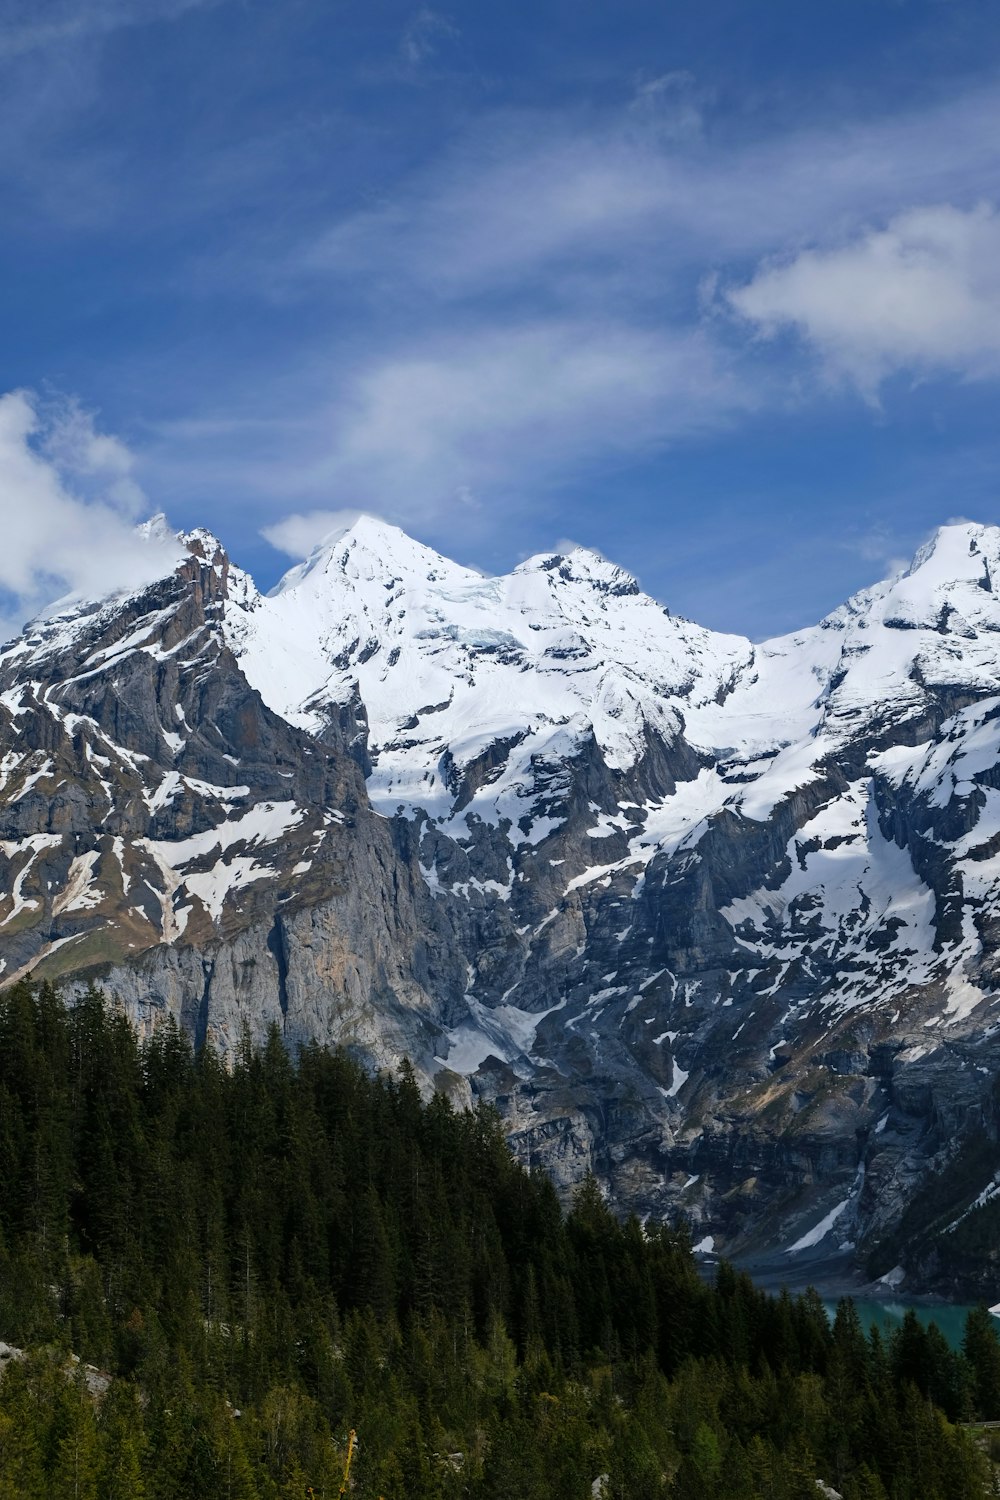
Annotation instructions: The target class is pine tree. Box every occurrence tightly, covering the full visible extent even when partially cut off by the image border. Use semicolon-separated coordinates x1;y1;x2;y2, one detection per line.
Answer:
98;1380;148;1500
963;1304;1000;1420
49;1372;102;1500
843;1463;889;1500
0;1358;46;1500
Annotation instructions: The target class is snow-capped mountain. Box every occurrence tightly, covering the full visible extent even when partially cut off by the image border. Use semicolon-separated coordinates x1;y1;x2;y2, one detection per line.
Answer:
228;517;752;812
6;515;1000;1292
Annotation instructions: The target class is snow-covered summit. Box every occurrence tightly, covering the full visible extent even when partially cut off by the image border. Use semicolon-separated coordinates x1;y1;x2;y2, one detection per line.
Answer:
11;512;1000;839
513;546;642;597
218;516;1000;843
796;520;1000;739
226;516;754;831
135;511;178;546
819;521;999;637
269;514;474;598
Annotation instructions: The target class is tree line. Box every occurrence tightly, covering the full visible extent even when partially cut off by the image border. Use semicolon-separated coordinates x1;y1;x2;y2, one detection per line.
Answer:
0;978;996;1498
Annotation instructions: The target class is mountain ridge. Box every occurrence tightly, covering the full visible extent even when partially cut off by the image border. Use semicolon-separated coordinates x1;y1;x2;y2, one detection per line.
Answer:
5;514;1000;1294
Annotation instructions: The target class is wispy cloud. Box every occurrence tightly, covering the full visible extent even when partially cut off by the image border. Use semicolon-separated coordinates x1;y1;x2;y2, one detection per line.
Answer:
399;7;457;71
312;320;753;516
26;38;1000;608
0;0;236;231
137;317;762;573
195;77;1000;549
299;82;1000;303
627;70;710;144
0;390;181;641
838;522;912;583
0;0;219;59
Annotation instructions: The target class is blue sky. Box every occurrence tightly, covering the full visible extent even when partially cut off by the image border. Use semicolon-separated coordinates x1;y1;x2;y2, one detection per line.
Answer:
3;0;1000;640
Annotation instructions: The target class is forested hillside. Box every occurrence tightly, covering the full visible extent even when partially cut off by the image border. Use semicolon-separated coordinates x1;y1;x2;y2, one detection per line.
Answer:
0;981;995;1499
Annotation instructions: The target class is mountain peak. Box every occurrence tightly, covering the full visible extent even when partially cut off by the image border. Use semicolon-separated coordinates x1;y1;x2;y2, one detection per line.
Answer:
309;512;411;555
515;546;641;598
270;514;479;597
135;511;176;546
180;524;229;562
904;519;998;580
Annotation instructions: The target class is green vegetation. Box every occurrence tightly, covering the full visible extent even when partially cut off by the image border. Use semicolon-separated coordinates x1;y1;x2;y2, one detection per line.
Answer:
0;979;995;1498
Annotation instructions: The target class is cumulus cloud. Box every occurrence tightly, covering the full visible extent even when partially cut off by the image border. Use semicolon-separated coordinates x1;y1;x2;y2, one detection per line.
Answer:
728;203;1000;393
35;392;147;511
261;508;367;559
0;389;182;641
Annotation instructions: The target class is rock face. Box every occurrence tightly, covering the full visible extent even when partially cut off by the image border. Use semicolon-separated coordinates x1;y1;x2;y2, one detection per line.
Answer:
7;515;1000;1293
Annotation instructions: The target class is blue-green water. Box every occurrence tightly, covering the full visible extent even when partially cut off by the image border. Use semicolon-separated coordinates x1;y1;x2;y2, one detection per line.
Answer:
822;1299;985;1352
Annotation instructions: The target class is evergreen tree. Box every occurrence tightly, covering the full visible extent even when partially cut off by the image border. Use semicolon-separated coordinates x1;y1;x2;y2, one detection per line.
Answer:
964;1304;1000;1420
0;983;990;1500
98;1381;148;1500
50;1373;102;1500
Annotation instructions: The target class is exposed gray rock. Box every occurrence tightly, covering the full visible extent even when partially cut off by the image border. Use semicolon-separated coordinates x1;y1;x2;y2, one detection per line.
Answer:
5;518;1000;1296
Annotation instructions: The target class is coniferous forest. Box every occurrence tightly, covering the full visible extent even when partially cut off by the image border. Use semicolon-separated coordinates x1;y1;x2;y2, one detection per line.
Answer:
0;982;997;1499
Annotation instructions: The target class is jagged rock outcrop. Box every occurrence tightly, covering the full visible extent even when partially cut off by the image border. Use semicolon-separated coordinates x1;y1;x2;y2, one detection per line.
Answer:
0;530;467;1066
7;515;1000;1293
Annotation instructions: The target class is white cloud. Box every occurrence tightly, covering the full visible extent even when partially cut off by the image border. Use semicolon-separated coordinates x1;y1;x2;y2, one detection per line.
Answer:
728;203;1000;393
140;316;756;554
35;392;147;512
0;389;182;640
261;508;367;559
156;319;752;556
301;124;680;298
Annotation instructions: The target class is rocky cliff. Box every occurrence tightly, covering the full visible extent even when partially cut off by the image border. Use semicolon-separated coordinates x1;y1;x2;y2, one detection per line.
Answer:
5;515;1000;1295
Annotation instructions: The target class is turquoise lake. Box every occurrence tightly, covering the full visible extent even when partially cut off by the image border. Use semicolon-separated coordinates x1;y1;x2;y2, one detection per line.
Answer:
821;1300;988;1351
